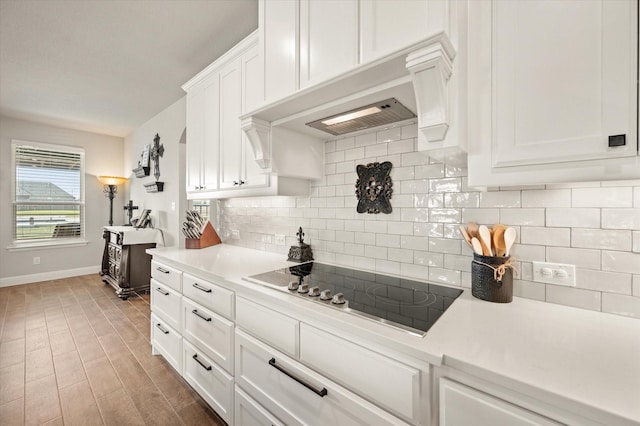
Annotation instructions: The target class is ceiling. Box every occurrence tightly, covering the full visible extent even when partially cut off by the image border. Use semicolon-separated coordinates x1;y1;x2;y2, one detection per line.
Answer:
0;0;258;138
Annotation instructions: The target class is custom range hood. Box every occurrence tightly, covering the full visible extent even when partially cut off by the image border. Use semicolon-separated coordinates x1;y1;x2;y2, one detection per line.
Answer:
240;31;457;170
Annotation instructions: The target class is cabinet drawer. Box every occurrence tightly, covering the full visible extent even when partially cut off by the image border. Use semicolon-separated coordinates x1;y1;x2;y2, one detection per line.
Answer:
151;313;182;373
183;339;233;425
151;260;182;292
235;385;284;426
235;330;408;426
299;323;420;423
182;297;234;374
439;378;561;426
183;273;234;319
236;297;299;358
150;280;181;331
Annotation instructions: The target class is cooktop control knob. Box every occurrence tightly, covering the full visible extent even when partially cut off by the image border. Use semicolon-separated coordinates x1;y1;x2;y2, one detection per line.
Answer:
331;292;346;305
288;281;299;291
308;286;320;297
320;289;332;300
297;283;309;294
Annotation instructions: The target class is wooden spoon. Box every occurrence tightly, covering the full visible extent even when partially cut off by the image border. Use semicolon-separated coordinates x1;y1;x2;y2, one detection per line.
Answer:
459;225;472;248
466;221;479;238
471;237;484;256
492;224;507;256
504;227;517;256
478;225;493;256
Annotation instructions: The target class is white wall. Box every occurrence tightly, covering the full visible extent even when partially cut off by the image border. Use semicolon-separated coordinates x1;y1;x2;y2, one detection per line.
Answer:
218;122;640;319
0;116;124;285
123;97;187;248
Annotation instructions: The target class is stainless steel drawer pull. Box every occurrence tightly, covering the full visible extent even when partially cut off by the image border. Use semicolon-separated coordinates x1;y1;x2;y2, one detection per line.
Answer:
155;323;169;335
193;354;212;371
156;267;170;274
192;309;212;322
268;358;327;397
192;283;212;293
155;287;169;296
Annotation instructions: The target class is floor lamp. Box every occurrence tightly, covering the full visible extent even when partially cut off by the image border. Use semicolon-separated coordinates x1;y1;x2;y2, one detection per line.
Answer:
97;176;127;226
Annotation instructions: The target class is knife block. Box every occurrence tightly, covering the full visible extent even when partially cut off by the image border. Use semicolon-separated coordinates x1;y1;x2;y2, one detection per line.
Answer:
185;221;222;249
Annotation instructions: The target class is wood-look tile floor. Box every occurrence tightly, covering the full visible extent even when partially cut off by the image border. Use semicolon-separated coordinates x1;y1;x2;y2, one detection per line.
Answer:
0;274;226;426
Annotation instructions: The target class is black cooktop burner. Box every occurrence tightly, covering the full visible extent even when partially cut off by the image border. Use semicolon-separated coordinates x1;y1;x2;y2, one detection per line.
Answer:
245;262;463;336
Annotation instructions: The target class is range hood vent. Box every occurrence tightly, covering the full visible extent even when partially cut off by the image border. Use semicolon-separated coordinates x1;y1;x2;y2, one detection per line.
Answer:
305;98;416;136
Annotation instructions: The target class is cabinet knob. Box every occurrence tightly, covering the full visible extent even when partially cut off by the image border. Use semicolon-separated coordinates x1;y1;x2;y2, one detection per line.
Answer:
233;181;239;186
239;180;245;185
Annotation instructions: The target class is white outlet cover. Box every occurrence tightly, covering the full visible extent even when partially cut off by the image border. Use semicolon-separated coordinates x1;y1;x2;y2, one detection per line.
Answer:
231;230;240;239
275;234;286;245
532;261;576;286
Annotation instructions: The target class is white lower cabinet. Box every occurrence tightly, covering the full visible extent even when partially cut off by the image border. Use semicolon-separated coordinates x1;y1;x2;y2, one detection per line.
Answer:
150;313;182;373
182;296;234;374
183;339;234;425
439;378;560;426
150;279;181;331
235;330;409;426
235;385;285;426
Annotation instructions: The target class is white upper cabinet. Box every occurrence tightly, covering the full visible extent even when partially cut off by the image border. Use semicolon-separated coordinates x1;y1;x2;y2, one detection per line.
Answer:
360;0;438;63
467;0;639;187
185;73;219;194
261;0;298;103
219;57;243;190
299;0;358;89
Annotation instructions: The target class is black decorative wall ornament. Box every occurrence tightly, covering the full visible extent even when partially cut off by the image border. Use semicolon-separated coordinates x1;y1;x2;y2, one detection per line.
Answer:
355;161;393;214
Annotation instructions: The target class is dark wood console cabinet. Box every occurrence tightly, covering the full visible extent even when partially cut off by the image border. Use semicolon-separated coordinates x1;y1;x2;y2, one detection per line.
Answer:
101;226;159;299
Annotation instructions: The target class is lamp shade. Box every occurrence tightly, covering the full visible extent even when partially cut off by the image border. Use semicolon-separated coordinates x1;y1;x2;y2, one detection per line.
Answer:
97;176;127;186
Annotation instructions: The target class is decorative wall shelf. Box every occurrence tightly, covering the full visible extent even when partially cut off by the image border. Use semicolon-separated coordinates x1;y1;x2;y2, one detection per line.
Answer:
144;181;164;193
133;165;150;178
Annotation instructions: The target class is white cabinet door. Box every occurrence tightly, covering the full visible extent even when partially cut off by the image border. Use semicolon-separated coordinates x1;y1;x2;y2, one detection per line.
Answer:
439;378;560;426
185;74;220;193
299;0;358;89
219;57;243;189
468;0;638;186
360;0;432;63
261;0;298;103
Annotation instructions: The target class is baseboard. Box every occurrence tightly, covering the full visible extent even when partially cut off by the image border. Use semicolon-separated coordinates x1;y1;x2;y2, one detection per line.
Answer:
0;265;101;288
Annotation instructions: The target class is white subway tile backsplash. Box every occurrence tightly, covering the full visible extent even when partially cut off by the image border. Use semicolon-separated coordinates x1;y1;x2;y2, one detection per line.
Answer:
576;269;632;294
546;208;600;228
602;251;640;274
429;178;461;193
520;227;569;247
547;247;601;270
500;208;545;226
521;189;571;208
336;137;355;151
479;191;521;208
572;187;633;208
219;124;640;319
414;222;443;237
572;229;632;251
377;126;402;143
601;293;640;318
602;208;640;229
414;250;443;267
546;285;601;311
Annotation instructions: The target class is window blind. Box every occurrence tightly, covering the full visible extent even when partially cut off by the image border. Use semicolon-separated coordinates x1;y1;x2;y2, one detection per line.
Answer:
13;143;85;242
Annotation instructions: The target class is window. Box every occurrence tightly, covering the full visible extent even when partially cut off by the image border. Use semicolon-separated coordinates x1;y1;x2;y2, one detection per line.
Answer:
11;140;85;246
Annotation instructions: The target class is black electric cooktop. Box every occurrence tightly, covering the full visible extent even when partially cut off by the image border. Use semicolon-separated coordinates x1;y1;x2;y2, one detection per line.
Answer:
244;262;463;336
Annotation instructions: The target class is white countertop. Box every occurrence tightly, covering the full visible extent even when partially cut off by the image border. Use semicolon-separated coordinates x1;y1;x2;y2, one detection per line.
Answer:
147;244;640;426
105;226;162;245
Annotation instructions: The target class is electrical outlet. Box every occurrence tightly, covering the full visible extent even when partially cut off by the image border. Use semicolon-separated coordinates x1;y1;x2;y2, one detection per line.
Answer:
275;234;286;245
532;261;576;286
231;230;240;240
33;257;40;265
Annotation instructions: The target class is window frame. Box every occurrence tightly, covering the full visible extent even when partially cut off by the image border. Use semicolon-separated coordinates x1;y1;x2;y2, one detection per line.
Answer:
9;139;88;250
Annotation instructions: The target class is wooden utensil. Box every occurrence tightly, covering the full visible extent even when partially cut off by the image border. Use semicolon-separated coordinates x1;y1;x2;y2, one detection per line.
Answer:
459;225;472;248
478;225;493;256
504;227;517;256
471;237;483;256
467;221;479;238
492;224;507;256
